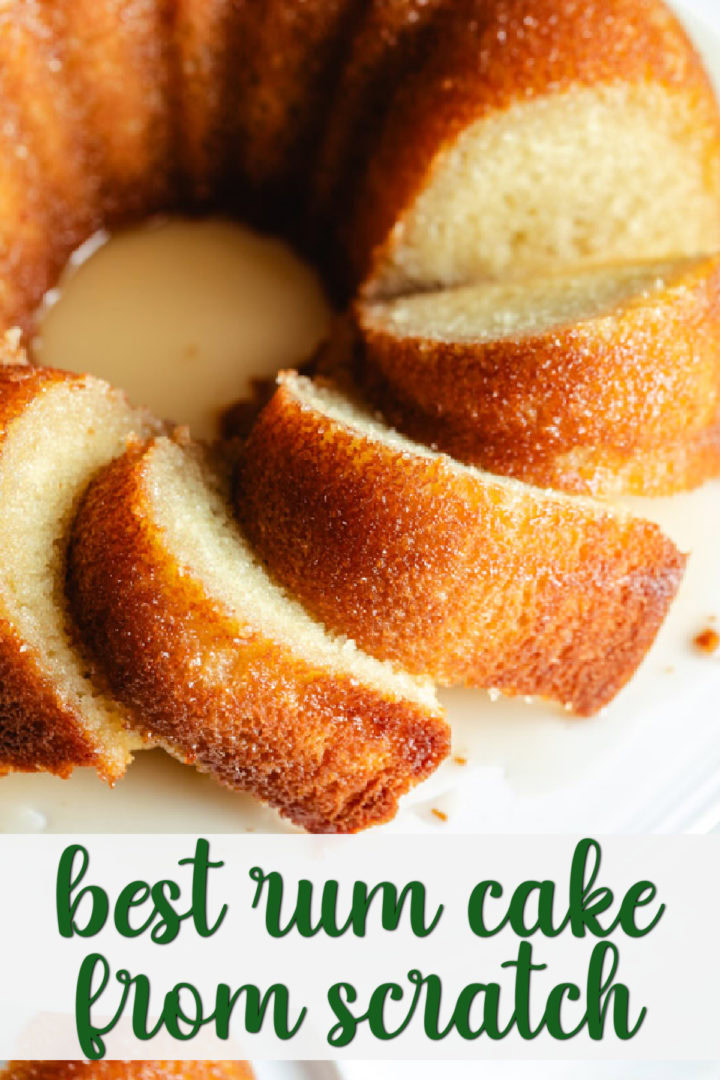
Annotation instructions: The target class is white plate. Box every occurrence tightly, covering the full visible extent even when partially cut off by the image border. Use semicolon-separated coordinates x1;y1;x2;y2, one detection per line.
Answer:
1;0;719;839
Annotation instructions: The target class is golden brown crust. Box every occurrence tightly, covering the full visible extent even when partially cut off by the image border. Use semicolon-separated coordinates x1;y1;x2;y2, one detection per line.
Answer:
236;378;686;716
0;3;99;331
0;362;118;780
345;0;720;291
357;256;720;496
172;0;244;206
67;439;449;833
41;0;177;222
311;0;446;229
0;616;100;778
4;1064;253;1080
230;0;363;222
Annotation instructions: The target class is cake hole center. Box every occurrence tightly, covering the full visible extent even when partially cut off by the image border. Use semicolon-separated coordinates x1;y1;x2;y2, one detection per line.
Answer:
33;217;332;440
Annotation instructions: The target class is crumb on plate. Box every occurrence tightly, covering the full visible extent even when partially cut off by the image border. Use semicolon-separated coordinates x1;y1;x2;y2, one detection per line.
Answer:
694;628;720;654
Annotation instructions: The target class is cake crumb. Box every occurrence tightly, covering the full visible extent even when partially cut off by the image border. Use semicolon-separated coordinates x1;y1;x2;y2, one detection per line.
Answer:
453;755;467;766
431;808;448;823
694;628;720;654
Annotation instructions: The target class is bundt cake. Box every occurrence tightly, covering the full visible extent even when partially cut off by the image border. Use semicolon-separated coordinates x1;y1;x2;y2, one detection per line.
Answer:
235;373;686;717
0;2;98;334
0;337;159;782
67;434;449;833
345;0;720;297
0;0;716;826
2;1064;253;1080
356;255;720;496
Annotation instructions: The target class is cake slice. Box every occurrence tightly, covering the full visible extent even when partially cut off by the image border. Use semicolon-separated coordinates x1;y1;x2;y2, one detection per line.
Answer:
356;255;720;495
0;340;159;781
346;0;720;297
67;434;448;833
236;373;686;717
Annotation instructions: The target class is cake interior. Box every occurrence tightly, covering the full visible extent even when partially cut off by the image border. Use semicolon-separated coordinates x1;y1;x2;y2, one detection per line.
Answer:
0;378;153;775
363;255;707;343
371;85;720;295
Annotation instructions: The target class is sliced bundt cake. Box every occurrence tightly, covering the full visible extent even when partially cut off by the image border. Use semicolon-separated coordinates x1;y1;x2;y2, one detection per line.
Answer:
0;339;159;781
67;434;449;833
0;0;715;812
356;255;720;495
348;0;720;297
236;373;686;717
